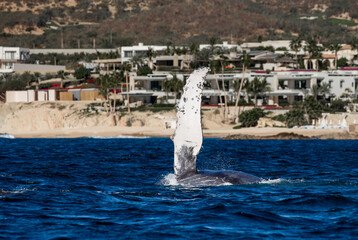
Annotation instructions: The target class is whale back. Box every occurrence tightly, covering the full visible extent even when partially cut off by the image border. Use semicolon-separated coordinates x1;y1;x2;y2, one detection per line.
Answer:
172;68;209;179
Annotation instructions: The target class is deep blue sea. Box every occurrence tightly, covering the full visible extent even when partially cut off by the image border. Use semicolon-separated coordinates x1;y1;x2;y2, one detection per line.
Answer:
1;136;358;239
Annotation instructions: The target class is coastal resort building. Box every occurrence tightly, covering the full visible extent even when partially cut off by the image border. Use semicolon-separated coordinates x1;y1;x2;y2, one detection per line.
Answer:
303;54;336;70
0;47;30;74
129;73;170;104
120;43;167;64
92;58;122;73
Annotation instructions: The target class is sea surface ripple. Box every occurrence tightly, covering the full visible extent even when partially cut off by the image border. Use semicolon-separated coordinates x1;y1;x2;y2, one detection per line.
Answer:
1;138;358;239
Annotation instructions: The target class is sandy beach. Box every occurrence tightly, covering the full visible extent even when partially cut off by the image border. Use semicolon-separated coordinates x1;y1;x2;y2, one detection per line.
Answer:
0;102;356;139
7;125;352;139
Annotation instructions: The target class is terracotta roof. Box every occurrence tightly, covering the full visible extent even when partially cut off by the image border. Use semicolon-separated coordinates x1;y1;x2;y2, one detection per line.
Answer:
322;54;335;59
303;54;335;59
341;44;352;50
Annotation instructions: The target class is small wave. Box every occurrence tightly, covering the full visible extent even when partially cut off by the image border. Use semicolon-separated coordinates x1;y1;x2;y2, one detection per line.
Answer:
260;178;305;184
87;135;149;139
0;133;15;139
116;134;149;139
0;187;32;196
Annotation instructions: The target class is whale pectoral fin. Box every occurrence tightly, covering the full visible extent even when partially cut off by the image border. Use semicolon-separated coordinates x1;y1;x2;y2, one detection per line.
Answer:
173;68;209;179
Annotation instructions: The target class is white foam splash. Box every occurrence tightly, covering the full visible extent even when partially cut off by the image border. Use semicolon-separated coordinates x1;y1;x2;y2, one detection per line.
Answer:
260;178;305;184
116;134;149;139
0;133;15;139
88;135;148;139
160;173;179;186
260;178;286;184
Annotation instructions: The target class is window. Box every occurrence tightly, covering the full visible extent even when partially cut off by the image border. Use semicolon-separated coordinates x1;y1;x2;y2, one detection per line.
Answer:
340;80;344;88
294;96;303;102
150;81;161;90
295;80;306;89
135;50;147;55
329;80;333;88
218;80;229;90
124;51;133;57
5;51;16;60
5;63;14;69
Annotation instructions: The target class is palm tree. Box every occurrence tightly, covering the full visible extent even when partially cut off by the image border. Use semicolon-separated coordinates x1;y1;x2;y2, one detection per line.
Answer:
305;38;323;69
194;48;212;67
350;37;358;66
328;42;342;70
290;38;302;68
131;53;145;70
57;70;65;88
311;84;319;100
170;75;184;105
210;59;223;110
234;51;252;121
146;47;156;69
121;62;131;113
23;71;35;89
189;42;199;55
209;36;218;54
249;77;270;106
96;74;111;113
111;71;122;113
243;79;251;103
219;55;229;122
319;82;330;100
160;78;172;102
33;72;41;101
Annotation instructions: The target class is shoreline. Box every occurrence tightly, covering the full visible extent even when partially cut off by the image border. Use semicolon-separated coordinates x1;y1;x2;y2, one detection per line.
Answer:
2;126;356;139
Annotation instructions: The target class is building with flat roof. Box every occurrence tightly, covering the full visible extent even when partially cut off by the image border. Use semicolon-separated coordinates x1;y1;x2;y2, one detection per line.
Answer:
30;48;118;55
126;70;358;106
199;41;241;51
0;46;30;73
120;43;167;63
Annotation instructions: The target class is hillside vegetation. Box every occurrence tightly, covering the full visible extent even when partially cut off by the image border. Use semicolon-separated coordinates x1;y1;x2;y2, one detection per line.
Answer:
0;0;358;48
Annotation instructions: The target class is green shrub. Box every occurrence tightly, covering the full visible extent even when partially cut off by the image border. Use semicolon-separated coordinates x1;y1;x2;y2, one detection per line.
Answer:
329;99;348;112
74;65;91;80
238;108;266;128
153;103;175;108
271;114;285;122
238;99;254;106
285;109;307;128
137;65;153;76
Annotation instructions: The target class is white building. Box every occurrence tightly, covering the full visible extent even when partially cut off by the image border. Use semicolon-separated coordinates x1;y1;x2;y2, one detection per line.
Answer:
242;70;358;105
6;89;56;103
199;41;241;52
128;70;358;106
241;40;294;51
30;48;117;55
0;46;30;73
120;43;168;63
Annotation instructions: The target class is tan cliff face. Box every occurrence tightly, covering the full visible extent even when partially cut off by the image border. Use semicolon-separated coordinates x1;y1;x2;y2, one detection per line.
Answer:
0;102;177;133
0;102;233;135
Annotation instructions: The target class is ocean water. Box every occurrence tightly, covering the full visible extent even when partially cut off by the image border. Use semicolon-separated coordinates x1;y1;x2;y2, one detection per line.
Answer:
1;137;358;239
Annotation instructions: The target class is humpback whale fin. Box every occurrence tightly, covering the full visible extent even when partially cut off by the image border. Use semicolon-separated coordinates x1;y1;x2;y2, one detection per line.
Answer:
173;68;209;179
